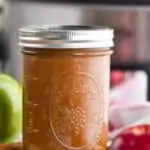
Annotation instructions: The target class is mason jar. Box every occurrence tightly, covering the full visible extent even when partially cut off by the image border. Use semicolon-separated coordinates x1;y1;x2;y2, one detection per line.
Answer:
19;25;114;150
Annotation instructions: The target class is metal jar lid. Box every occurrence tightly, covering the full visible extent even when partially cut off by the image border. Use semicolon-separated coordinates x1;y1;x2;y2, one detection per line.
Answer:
19;25;114;49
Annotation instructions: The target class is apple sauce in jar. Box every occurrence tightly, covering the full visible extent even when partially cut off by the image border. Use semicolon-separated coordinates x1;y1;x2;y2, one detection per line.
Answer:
19;25;114;150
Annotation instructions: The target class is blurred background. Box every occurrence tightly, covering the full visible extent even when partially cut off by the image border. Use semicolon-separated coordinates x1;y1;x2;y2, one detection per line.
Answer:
2;0;150;83
0;0;150;149
1;0;150;99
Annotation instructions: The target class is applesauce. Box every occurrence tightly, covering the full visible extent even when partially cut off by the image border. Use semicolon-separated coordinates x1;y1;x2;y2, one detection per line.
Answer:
19;25;114;150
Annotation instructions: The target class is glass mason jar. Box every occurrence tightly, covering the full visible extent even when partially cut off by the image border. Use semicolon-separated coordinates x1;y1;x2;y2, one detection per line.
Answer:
19;25;114;150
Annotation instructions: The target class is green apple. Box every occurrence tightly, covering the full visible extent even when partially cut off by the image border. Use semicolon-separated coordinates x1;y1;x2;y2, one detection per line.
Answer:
0;74;22;143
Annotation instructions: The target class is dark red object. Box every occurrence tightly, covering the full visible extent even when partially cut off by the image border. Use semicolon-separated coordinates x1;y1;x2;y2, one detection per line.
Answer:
109;125;150;150
109;121;115;132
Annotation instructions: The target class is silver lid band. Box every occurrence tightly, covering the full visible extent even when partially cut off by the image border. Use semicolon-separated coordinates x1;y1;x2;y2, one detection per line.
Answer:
19;25;114;49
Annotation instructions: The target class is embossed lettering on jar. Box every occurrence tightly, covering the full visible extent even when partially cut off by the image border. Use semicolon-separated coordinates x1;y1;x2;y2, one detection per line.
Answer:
19;25;114;150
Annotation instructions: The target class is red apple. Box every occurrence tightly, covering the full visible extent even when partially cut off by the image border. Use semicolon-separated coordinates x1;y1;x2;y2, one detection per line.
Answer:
109;125;150;150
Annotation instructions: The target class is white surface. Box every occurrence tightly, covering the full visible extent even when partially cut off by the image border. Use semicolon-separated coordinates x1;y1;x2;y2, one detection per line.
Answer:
110;71;148;102
109;102;150;128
